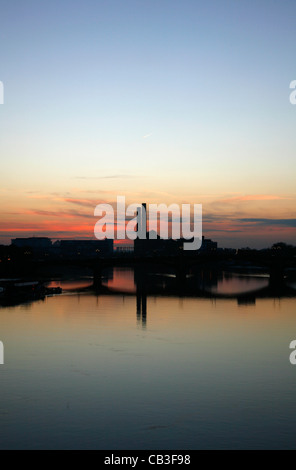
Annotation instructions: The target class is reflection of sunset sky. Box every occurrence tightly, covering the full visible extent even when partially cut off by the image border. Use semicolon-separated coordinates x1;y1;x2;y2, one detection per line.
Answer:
0;1;296;248
103;268;136;294
46;279;93;291
208;274;269;295
2;293;296;350
2;283;296;448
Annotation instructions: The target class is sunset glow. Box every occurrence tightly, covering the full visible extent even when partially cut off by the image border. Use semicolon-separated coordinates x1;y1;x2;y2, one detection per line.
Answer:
0;1;295;248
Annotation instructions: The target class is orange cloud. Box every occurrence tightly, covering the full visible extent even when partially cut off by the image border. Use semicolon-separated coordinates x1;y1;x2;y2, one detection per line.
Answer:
220;194;291;203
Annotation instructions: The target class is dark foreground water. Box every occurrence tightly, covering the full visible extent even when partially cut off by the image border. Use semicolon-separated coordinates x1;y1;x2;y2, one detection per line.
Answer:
1;269;296;449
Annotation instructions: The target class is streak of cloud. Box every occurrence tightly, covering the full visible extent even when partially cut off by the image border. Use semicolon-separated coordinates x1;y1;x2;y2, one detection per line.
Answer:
237;218;296;227
73;175;135;180
220;194;291;203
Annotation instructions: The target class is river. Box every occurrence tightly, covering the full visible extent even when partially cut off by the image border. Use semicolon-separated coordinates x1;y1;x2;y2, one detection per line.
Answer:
1;268;296;449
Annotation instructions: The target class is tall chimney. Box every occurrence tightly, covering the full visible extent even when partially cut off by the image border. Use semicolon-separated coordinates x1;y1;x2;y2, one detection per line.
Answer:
137;203;147;239
142;203;147;237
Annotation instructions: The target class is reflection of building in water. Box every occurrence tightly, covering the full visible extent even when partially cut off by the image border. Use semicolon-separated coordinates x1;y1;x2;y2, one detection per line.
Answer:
136;289;147;329
194;269;220;292
237;296;256;306
134;267;147;328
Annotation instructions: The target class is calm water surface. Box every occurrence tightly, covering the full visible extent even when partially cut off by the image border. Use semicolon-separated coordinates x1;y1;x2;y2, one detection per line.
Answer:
1;268;296;449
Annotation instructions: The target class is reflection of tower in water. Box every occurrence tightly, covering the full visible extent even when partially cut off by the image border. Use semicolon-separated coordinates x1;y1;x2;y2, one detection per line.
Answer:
134;266;147;329
136;286;147;328
135;203;147;328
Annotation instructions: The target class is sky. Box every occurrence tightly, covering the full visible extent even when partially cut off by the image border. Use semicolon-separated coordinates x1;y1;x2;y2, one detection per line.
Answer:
0;0;296;248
